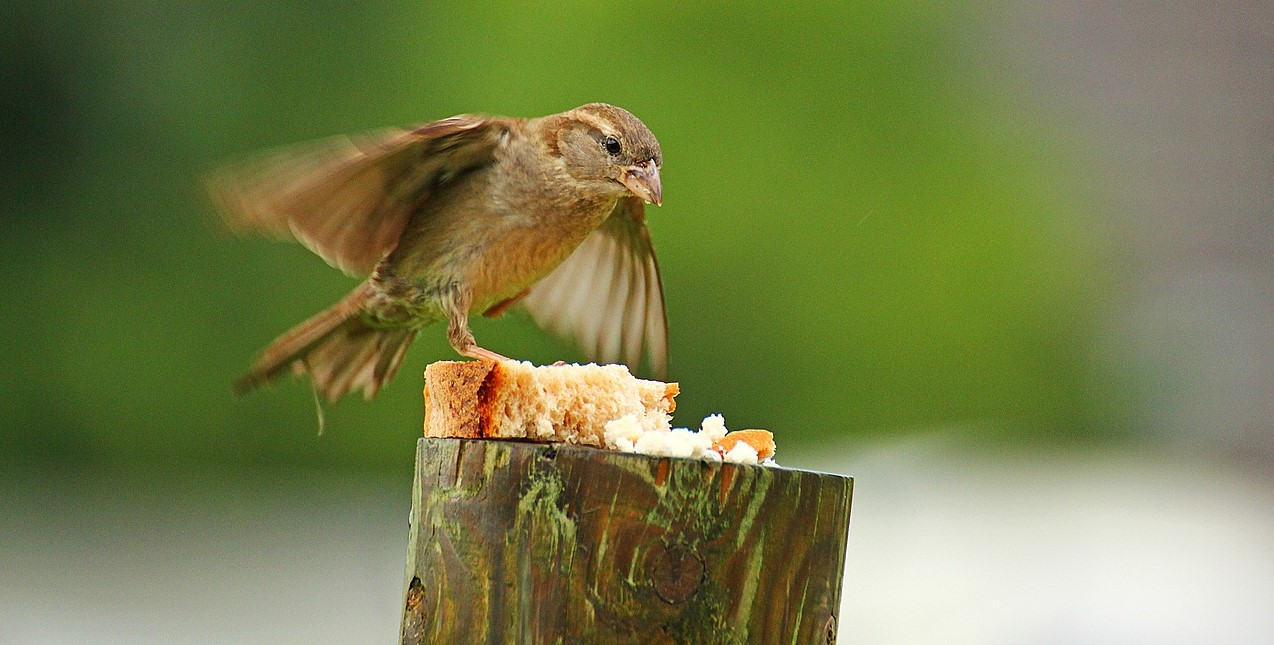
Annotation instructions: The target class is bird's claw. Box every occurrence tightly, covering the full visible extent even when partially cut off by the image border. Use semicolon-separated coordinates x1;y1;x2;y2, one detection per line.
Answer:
461;345;510;364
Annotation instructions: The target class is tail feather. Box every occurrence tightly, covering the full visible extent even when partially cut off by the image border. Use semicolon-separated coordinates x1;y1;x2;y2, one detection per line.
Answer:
235;284;417;401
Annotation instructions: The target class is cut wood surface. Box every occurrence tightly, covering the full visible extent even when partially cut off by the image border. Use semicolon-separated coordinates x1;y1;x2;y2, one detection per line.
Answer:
399;437;853;644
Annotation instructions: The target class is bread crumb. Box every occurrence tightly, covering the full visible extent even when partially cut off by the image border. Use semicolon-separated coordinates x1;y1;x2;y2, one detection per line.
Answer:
603;414;644;452
724;441;759;465
713;429;775;461
700;414;728;442
605;413;772;464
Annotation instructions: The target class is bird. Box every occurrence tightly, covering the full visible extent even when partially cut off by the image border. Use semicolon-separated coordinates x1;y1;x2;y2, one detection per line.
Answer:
208;103;668;402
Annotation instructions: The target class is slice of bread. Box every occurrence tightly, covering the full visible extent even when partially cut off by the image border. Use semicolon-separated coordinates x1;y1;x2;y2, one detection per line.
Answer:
424;360;679;447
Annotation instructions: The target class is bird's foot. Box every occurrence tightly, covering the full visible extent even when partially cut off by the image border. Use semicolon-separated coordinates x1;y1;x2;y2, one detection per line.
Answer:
460;345;510;364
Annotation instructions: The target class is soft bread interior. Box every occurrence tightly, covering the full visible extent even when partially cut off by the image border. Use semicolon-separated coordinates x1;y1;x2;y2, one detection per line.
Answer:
487;361;676;444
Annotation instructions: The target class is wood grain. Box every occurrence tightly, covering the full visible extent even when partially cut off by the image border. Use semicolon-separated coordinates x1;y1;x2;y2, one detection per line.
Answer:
399;438;853;643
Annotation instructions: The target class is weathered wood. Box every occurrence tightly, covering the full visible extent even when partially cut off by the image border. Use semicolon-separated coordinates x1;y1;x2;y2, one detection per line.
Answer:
399;438;853;643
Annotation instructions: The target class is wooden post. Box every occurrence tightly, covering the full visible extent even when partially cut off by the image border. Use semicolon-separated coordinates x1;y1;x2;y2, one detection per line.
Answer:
399;438;853;643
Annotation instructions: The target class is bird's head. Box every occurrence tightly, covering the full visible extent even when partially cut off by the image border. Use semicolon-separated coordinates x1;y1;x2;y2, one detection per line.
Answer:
544;103;663;206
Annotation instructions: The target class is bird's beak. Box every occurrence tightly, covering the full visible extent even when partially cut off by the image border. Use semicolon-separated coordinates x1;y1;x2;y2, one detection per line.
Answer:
619;160;662;206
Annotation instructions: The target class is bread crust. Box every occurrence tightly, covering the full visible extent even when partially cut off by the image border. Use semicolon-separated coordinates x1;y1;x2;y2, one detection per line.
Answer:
423;360;497;439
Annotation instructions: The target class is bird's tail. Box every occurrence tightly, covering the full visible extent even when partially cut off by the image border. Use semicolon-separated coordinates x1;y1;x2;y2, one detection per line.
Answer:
235;283;417;401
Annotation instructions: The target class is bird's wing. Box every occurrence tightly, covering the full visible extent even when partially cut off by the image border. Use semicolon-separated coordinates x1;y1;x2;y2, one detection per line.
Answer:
206;116;508;276
521;197;669;378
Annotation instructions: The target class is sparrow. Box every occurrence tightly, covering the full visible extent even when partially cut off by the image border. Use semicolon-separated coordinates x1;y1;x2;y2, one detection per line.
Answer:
209;103;667;402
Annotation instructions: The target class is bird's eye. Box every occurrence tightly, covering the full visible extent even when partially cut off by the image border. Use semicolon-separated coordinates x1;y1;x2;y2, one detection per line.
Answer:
603;136;622;156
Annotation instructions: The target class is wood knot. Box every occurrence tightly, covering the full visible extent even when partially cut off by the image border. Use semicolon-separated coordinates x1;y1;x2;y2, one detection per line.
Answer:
647;543;704;605
401;576;429;643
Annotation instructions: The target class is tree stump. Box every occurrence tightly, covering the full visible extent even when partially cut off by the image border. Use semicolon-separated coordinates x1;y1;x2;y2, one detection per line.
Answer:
399;438;853;643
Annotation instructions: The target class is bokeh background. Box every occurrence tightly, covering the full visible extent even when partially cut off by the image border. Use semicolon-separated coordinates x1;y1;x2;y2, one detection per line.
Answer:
3;2;1271;643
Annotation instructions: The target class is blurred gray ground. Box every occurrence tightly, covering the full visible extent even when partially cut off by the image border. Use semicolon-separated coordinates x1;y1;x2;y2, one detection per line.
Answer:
833;438;1274;644
1;466;407;643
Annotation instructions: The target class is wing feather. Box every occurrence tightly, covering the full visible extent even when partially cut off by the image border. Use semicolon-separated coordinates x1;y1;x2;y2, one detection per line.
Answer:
206;116;507;276
522;197;669;378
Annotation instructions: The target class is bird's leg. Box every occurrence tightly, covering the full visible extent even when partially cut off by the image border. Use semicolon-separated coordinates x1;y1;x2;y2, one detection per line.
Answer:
444;282;510;363
482;287;529;318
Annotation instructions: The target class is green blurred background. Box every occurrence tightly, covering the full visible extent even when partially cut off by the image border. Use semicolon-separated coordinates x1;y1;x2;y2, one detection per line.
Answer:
1;2;1109;468
4;2;1271;643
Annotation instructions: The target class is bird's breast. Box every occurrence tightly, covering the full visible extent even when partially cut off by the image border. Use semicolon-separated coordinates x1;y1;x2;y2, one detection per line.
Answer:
465;197;615;311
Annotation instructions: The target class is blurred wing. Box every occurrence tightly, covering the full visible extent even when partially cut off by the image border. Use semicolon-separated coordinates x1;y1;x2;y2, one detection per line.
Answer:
521;197;669;378
206;116;507;276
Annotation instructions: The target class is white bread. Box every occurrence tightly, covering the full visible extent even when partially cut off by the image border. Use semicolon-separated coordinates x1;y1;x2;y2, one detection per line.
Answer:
423;360;679;447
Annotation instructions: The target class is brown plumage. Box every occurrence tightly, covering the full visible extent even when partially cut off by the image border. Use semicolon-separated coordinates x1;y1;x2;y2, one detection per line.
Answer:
208;103;668;401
